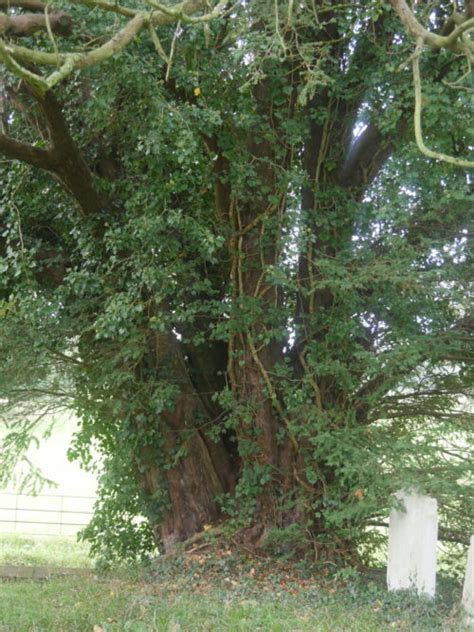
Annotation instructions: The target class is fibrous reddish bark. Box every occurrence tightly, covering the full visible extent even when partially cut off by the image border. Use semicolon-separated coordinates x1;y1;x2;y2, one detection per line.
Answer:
139;332;235;551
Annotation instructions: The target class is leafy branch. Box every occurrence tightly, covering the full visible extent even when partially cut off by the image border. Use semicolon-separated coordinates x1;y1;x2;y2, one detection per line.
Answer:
0;0;229;95
412;39;473;169
390;0;474;168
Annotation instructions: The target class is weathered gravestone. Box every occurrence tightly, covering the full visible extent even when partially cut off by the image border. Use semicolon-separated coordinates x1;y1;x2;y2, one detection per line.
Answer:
387;491;438;597
462;536;474;627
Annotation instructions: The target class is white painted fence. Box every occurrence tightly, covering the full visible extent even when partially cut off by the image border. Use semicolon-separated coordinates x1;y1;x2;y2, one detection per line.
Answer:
0;491;95;536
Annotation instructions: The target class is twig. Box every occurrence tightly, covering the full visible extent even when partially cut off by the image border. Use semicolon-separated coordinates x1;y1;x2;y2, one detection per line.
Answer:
44;3;60;66
148;21;170;63
165;20;180;82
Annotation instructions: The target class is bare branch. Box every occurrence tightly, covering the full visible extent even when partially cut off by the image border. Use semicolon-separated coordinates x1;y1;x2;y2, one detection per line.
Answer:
68;0;139;18
0;88;110;216
0;11;73;38
36;91;111;215
0;131;55;169
145;0;229;24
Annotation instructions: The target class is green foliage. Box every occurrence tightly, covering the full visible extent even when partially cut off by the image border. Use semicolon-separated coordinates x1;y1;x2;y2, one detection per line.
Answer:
78;454;158;567
0;0;472;565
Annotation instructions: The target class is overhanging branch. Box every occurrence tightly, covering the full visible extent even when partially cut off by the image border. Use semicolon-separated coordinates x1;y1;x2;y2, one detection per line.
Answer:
35;91;111;215
0;0;218;94
389;0;474;169
411;40;474;169
0;132;55;170
389;0;474;58
0;89;110;216
0;13;147;95
0;11;73;38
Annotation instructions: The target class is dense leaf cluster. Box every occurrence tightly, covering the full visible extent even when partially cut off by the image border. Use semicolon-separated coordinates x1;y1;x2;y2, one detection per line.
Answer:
0;0;472;564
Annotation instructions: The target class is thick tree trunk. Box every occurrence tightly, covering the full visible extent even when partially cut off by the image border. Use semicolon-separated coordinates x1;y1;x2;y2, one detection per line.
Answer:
225;112;304;540
139;331;236;551
143;397;227;552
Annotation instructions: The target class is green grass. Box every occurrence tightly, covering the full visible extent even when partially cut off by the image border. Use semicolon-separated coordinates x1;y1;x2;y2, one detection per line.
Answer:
0;533;93;568
0;535;467;631
0;574;466;631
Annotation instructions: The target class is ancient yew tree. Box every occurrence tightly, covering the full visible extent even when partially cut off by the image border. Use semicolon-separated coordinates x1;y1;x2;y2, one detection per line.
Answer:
0;0;472;561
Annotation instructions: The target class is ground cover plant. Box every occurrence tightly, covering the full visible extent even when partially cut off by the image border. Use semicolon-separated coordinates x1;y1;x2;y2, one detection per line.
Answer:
0;0;472;567
0;536;468;631
0;575;463;631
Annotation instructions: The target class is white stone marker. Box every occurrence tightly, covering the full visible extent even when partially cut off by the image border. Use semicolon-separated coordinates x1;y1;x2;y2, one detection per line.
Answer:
387;491;438;597
462;536;474;626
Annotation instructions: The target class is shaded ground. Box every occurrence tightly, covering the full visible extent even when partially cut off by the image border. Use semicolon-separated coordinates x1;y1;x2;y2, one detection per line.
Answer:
0;534;467;631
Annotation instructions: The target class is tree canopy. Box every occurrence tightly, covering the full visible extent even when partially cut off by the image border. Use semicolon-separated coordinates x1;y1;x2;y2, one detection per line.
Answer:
0;0;472;563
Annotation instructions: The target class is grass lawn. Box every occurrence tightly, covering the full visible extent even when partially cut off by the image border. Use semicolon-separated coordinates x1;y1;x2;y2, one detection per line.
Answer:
0;533;93;568
0;534;467;631
0;574;465;632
